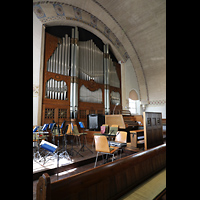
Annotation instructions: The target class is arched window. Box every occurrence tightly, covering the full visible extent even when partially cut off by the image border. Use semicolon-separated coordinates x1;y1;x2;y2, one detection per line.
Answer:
129;89;139;114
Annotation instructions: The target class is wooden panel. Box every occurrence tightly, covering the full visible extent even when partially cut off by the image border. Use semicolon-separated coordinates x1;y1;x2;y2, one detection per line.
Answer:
41;32;123;127
105;114;126;129
42;104;70;125
143;112;163;150
44;33;59;70
41;33;71;125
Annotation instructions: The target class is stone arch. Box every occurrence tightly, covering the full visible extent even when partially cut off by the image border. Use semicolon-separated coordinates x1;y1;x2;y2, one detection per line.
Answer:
33;1;149;102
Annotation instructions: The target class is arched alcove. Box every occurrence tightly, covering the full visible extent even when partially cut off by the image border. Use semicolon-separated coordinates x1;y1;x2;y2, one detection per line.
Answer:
129;89;140;114
129;89;139;100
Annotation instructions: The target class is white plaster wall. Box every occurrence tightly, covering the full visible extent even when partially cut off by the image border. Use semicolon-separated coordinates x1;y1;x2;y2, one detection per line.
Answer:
121;58;166;118
145;104;166;119
33;12;42;125
121;58;141;113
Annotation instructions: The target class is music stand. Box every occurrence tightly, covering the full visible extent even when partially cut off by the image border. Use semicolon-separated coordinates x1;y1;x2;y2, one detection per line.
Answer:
59;124;71;161
77;122;93;154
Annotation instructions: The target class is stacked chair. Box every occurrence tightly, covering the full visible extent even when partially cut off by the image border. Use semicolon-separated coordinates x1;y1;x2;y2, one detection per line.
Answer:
94;135;119;167
108;131;127;158
92;124;118;148
93;124;127;167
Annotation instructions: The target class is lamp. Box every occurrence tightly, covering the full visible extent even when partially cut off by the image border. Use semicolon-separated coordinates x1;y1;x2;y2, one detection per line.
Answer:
113;102;119;115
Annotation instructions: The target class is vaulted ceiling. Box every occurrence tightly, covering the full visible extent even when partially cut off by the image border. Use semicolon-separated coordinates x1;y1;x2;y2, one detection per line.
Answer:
33;0;166;102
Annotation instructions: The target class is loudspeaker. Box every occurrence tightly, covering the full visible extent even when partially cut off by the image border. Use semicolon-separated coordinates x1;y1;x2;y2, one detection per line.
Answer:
87;114;105;131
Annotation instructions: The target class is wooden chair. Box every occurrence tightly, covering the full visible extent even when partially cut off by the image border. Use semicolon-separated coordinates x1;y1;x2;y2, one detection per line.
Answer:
94;135;119;167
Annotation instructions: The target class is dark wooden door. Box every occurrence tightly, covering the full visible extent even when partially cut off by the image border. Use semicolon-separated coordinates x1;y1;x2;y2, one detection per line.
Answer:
143;112;163;150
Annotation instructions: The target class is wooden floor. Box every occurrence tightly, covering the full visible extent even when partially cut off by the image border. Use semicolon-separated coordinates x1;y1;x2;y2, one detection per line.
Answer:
33;142;141;176
33;142;165;200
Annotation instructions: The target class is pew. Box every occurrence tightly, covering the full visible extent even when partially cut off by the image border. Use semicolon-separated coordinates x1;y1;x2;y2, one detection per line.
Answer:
37;144;166;200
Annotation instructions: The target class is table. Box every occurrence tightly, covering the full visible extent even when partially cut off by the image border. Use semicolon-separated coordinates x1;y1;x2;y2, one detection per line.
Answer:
130;130;144;148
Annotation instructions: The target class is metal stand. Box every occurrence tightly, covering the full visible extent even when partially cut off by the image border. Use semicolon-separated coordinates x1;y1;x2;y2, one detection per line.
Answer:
68;125;83;157
59;127;71;161
69;134;83;157
77;132;93;155
57;152;59;180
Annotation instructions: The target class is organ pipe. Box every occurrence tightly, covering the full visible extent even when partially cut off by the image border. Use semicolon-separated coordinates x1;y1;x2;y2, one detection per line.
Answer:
45;26;120;116
79;40;103;83
70;27;79;119
104;44;110;115
45;79;67;100
46;33;71;76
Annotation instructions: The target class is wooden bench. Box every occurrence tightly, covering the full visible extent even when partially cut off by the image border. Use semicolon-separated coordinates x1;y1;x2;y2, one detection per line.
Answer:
37;144;166;200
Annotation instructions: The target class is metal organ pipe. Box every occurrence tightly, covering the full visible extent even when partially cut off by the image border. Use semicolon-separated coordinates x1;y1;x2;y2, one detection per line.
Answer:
47;34;71;76
46;32;71;101
70;27;79;119
104;44;110;115
61;37;65;75
45;27;120;117
79;39;104;84
45;79;68;101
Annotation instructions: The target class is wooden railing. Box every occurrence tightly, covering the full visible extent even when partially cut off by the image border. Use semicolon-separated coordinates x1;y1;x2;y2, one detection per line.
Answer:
37;144;166;200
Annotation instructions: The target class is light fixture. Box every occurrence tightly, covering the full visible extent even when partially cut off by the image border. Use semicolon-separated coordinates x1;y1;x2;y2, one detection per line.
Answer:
113;102;119;115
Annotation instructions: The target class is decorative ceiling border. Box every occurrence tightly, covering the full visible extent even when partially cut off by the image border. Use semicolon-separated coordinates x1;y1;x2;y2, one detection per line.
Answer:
149;100;166;105
33;1;150;101
33;1;129;62
92;0;149;101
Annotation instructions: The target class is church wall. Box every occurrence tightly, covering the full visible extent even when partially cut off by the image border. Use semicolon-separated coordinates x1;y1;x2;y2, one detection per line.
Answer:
121;57;166;118
121;58;141;114
33;13;43;125
145;104;166;119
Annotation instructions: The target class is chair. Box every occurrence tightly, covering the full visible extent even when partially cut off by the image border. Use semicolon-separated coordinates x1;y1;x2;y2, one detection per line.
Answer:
108;125;118;141
94;135;119;167
108;131;127;158
73;124;84;147
52;125;63;148
66;124;83;157
92;124;109;148
101;124;109;134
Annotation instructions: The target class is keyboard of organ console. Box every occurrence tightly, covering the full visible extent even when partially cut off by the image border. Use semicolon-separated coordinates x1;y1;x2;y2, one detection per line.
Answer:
105;115;143;142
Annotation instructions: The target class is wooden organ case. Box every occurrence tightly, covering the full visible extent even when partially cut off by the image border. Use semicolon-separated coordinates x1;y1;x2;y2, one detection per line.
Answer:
42;32;71;125
42;27;122;126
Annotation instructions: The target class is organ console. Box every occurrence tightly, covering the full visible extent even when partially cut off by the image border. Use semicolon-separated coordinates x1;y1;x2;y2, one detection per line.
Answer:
105;114;143;142
42;26;122;126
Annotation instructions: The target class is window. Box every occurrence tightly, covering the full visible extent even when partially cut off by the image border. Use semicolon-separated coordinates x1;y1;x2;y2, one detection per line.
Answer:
129;98;137;114
129;89;139;114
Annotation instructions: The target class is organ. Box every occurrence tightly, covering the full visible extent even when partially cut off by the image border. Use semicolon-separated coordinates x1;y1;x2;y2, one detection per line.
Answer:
42;26;122;126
